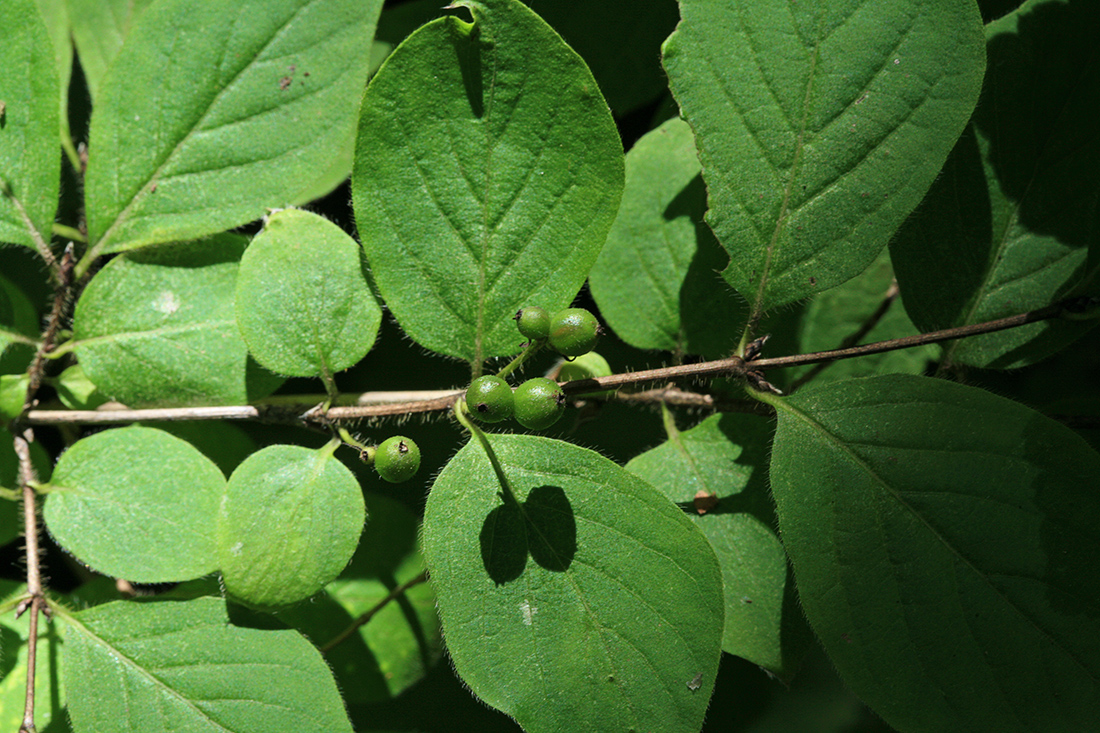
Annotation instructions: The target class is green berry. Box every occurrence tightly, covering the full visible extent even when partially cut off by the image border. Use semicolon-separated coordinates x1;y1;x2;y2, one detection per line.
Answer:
513;377;566;430
514;306;550;340
465;375;514;423
375;436;420;484
548;308;600;357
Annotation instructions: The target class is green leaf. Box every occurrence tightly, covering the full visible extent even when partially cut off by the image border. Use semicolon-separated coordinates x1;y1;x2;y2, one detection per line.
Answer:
763;374;1100;732
82;0;383;258
235;208;381;378
662;0;986;316
590;117;745;359
353;0;624;363
0;425;50;547
67;0;155;102
73;234;282;406
422;433;723;733
0;582;63;731
0;373;28;419
43;426;225;583
0;270;40;365
0;0;60;251
787;248;936;387
275;493;441;704
52;364;108;411
627;413;810;681
61;596;355;733
35;0;74;156
890;0;1100;369
218;443;365;607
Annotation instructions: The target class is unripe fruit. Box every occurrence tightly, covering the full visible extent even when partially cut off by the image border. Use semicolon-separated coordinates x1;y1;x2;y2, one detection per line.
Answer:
513;377;566;430
548;308;600;357
375;436;420;484
514;306;550;340
465;375;514;423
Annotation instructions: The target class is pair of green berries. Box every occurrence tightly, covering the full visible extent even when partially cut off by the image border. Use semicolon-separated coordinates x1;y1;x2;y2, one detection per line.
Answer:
466;375;566;430
373;436;420;484
514;306;600;357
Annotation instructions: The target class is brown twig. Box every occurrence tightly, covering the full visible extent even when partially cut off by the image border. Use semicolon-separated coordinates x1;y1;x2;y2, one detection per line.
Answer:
20;298;1085;426
11;245;76;733
319;570;430;653
13;432;46;733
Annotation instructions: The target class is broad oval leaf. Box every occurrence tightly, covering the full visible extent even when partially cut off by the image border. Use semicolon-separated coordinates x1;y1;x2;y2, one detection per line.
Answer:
763;374;1100;732
627;413;810;681
62;597;354;733
73;234;282;406
236;208;381;377
662;0;985;316
43;426;224;582
422;433;723;733
219;443;366;607
83;0;382;257
891;0;1100;369
353;0;624;363
590;118;745;359
0;0;60;250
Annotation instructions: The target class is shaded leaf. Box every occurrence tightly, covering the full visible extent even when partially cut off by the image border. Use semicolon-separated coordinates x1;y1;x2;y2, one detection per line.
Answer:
62;597;354;732
218;443;365;607
590;118;745;359
0;425;50;547
52;364;108;411
787;248;936;387
235;208;381;378
0;271;40;373
662;0;985;315
276;493;441;704
627;413;811;681
73;234;282;406
43;426;224;583
0;0;60;250
763;374;1100;732
0;581;63;731
891;0;1100;368
83;0;382;257
353;0;624;362
423;433;723;733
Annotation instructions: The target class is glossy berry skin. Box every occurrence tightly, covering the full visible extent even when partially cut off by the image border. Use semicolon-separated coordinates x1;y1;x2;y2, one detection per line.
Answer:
514;306;550;340
513;377;566;430
465;375;514;423
375;436;420;484
548;308;600;357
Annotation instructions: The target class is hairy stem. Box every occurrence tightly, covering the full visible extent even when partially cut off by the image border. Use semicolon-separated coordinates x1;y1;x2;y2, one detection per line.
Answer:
14;432;44;733
20;298;1086;425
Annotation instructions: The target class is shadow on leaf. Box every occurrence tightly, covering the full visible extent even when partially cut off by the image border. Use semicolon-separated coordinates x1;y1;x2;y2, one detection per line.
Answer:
480;485;576;584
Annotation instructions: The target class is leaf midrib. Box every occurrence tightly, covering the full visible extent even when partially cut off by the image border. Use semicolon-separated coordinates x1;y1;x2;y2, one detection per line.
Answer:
89;0;324;256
